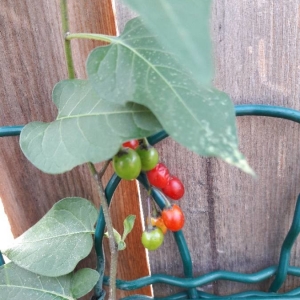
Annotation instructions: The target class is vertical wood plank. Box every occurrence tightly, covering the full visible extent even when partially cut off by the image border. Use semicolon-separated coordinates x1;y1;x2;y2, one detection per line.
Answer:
211;0;300;294
114;0;300;297
0;1;151;299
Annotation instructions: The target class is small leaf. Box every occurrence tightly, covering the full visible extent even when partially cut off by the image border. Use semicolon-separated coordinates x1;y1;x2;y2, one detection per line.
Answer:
122;215;136;241
123;0;213;86
3;198;98;277
117;241;126;251
20;79;162;174
71;268;99;299
104;228;122;245
87;18;253;174
0;262;75;300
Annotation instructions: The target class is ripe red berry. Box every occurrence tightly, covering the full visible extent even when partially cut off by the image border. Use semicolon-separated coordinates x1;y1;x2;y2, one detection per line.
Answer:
162;176;184;200
147;163;170;188
122;139;139;150
162;204;185;232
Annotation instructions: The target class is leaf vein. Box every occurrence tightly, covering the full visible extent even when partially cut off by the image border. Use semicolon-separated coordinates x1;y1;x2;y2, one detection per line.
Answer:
111;39;205;128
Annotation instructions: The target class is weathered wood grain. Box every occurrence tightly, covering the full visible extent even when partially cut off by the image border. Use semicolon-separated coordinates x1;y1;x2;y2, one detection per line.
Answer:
0;1;150;299
211;0;300;294
3;0;300;299
114;0;300;297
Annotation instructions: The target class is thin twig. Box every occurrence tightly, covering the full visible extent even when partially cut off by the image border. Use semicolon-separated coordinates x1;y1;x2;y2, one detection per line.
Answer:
90;162;118;300
99;159;112;178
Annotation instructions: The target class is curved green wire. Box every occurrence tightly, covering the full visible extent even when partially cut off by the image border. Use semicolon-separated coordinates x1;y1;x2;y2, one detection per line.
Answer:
138;172;198;298
103;266;300;291
100;105;300;298
122;287;300;300
2;105;300;299
0;125;24;137
0;251;5;267
268;195;300;292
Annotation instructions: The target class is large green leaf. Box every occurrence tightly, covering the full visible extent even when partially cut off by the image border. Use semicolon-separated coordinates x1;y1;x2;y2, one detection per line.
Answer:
0;263;98;300
3;198;98;277
20;79;162;174
87;18;253;174
123;0;213;86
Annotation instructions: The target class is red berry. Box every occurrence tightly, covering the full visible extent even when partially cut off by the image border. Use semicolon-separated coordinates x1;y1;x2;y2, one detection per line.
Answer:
147;163;170;188
162;176;184;200
162;204;185;232
122;139;139;149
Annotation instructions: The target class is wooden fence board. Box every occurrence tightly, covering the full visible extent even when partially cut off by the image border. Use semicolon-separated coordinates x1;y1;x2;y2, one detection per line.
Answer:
0;1;150;299
2;0;300;298
114;0;300;297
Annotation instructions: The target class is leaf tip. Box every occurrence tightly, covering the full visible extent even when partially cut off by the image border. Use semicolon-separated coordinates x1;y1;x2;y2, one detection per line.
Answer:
222;150;256;177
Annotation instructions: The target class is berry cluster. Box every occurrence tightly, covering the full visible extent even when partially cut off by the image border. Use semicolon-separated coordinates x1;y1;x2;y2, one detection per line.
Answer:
147;163;184;200
113;139;159;180
113;139;185;251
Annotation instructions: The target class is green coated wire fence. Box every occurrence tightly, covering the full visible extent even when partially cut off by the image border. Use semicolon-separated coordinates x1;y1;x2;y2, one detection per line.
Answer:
1;105;300;299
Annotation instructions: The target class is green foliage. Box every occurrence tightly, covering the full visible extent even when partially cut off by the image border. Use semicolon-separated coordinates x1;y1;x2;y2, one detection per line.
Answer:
104;215;136;251
122;214;136;241
20;14;252;175
123;0;213;86
71;268;100;299
20;79;162;174
87;18;253;174
1;2;255;299
3;198;98;277
0;263;99;300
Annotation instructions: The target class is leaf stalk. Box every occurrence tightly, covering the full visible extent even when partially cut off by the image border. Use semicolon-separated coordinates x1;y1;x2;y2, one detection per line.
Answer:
66;32;115;44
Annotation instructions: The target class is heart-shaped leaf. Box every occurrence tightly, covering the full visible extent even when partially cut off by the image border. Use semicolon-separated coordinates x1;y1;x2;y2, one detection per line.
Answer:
87;18;253;174
3;198;98;277
20;79;162;174
123;0;213;86
0;263;99;300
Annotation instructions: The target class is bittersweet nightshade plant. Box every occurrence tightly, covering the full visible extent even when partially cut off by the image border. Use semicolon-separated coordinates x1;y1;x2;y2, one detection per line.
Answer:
0;1;253;299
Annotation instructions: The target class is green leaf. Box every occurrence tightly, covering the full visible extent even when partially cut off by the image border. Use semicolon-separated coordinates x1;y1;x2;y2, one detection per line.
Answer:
3;198;98;277
122;214;136;241
0;263;97;300
87;18;254;174
20;79;162;174
117;241;126;251
71;268;99;299
123;0;213;86
104;228;122;245
104;228;127;251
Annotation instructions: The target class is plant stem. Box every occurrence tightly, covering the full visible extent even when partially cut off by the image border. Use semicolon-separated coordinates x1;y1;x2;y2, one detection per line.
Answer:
60;0;76;79
99;159;112;178
66;32;115;44
90;162;118;300
142;137;150;147
109;250;118;300
60;2;117;299
147;196;153;231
